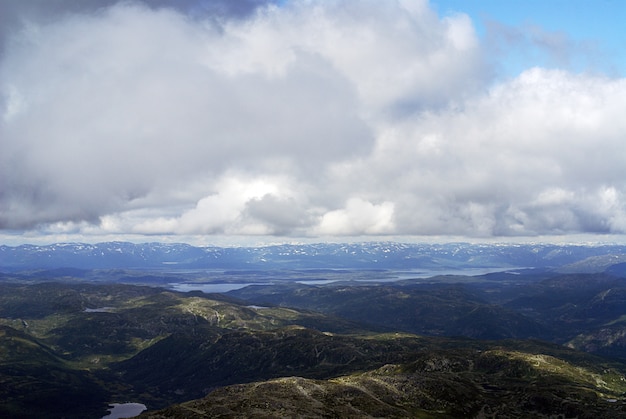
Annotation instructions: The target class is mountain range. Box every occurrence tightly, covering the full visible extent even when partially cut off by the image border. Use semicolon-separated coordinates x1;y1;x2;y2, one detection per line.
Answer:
2;241;626;271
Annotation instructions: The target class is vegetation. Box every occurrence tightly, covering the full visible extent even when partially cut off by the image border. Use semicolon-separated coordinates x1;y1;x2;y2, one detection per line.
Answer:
0;271;625;418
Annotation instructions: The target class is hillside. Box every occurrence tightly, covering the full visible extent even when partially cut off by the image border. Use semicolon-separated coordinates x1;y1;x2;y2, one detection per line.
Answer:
142;346;626;418
228;272;626;360
1;257;626;417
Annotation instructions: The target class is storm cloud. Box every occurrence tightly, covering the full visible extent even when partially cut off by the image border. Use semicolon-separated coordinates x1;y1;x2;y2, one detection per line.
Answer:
1;0;625;241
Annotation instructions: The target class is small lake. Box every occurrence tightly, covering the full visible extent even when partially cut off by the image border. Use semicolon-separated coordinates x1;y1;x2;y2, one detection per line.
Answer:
101;403;146;419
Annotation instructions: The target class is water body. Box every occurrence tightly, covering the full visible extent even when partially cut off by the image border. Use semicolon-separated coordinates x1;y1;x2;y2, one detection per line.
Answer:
101;403;146;419
392;267;520;280
169;282;272;293
167;268;522;294
84;307;114;313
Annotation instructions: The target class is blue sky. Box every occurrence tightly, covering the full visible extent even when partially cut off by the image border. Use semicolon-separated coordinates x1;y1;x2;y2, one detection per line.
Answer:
432;0;626;77
1;0;626;245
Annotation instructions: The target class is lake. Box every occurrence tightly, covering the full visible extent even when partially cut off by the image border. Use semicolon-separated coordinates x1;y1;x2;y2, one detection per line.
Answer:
166;267;522;294
101;403;146;419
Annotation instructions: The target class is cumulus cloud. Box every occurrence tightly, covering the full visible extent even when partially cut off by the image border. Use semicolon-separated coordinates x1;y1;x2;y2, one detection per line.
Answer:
131;174;309;235
315;198;395;236
0;1;372;227
1;0;625;241
354;68;626;237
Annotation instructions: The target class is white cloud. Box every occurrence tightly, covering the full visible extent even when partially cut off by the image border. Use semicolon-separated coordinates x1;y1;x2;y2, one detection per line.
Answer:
125;174;311;236
330;67;626;237
1;1;625;242
315;198;395;236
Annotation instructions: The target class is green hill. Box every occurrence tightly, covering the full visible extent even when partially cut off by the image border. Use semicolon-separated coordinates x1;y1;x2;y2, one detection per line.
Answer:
1;280;626;418
0;325;109;418
141;344;626;418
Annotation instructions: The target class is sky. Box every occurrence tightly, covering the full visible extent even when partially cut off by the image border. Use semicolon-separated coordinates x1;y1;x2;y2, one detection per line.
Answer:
0;0;625;246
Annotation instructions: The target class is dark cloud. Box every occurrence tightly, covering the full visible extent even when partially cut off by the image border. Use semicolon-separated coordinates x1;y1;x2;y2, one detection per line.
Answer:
0;0;275;53
0;0;272;20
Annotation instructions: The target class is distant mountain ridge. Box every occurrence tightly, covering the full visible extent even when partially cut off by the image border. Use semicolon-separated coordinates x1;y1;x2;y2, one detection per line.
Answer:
2;241;626;271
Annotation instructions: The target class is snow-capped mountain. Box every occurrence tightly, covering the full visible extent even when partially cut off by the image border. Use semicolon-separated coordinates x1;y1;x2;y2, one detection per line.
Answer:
1;242;626;271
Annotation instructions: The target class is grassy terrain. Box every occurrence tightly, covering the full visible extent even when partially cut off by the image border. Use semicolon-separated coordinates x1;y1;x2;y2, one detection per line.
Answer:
142;346;626;418
1;277;626;418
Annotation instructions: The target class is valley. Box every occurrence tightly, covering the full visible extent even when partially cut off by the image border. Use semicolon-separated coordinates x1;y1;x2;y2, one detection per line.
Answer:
1;242;626;417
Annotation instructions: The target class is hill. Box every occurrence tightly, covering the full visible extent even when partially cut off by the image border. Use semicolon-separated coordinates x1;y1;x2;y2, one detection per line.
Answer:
142;345;626;418
2;263;626;417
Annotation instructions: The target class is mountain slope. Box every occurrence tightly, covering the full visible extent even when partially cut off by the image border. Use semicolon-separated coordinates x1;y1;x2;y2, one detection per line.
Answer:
141;345;626;418
0;325;109;418
229;272;626;359
2;275;626;417
228;282;551;340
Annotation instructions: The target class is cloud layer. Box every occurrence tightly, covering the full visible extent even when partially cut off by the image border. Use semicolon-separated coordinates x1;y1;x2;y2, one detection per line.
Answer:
1;0;625;241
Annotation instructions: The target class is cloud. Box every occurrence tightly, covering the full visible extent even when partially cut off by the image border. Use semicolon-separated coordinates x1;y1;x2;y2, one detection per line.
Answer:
0;1;373;228
1;0;625;241
315;198;395;236
351;68;626;237
135;175;307;235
